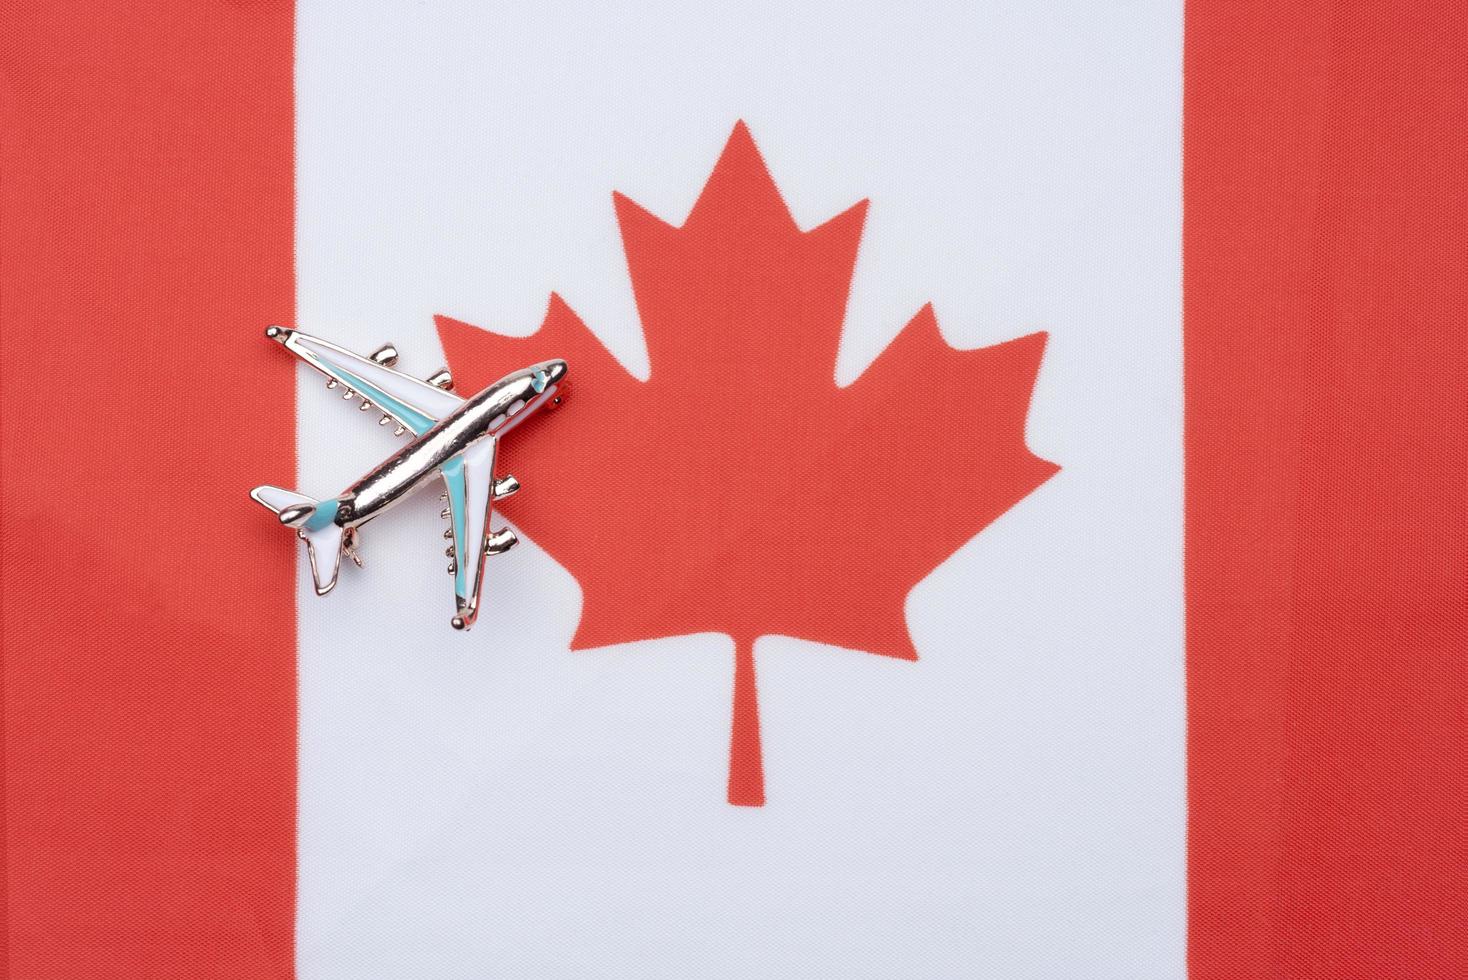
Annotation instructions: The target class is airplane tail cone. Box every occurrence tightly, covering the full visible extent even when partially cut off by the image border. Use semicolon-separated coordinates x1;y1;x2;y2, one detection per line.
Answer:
277;501;316;528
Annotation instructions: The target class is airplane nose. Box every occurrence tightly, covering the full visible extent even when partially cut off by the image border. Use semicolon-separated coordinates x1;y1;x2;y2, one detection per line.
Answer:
547;359;568;384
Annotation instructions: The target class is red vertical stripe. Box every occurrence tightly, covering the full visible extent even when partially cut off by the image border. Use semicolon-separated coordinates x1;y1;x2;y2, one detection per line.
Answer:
1187;2;1466;977
2;3;297;978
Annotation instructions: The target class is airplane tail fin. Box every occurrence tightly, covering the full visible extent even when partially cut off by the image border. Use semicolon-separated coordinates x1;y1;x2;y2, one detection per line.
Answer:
250;485;351;595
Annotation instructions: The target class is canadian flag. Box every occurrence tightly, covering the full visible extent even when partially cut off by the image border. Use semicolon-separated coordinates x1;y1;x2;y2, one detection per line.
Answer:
3;3;1462;979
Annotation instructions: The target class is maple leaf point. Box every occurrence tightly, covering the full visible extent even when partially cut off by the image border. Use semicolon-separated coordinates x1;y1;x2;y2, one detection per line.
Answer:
436;122;1058;806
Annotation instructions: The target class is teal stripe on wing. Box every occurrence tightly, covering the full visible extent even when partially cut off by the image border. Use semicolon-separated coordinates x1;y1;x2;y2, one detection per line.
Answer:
332;365;436;436
440;455;469;599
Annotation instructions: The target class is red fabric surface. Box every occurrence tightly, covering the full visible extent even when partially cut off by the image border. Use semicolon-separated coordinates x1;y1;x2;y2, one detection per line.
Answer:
1185;1;1466;976
1;1;1462;976
2;2;297;977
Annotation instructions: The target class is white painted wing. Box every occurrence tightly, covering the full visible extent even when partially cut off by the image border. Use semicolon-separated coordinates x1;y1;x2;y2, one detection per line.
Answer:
439;438;497;627
279;329;463;436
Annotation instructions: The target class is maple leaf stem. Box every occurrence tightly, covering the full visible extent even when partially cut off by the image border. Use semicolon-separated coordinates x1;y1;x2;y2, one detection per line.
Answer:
727;638;766;807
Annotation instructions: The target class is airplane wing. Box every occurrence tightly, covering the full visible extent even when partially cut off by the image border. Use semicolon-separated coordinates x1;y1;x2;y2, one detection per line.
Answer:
270;327;464;437
440;438;517;628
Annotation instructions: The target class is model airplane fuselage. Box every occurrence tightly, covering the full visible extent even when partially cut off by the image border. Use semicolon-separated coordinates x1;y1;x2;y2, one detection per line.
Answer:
251;326;566;629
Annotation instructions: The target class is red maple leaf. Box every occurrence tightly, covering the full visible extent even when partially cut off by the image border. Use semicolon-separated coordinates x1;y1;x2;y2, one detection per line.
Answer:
437;123;1058;806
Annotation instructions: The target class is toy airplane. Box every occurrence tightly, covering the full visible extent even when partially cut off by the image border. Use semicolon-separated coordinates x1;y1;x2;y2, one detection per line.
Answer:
250;326;566;630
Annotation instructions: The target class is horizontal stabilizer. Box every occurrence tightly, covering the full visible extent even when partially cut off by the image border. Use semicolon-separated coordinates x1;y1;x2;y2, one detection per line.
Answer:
249;485;348;595
250;485;316;515
301;522;346;596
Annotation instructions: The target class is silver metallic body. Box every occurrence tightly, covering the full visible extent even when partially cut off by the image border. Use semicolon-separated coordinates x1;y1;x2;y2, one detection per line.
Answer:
339;360;564;527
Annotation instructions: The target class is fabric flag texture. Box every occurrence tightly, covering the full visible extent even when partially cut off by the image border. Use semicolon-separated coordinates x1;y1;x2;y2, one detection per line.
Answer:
2;2;1463;979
